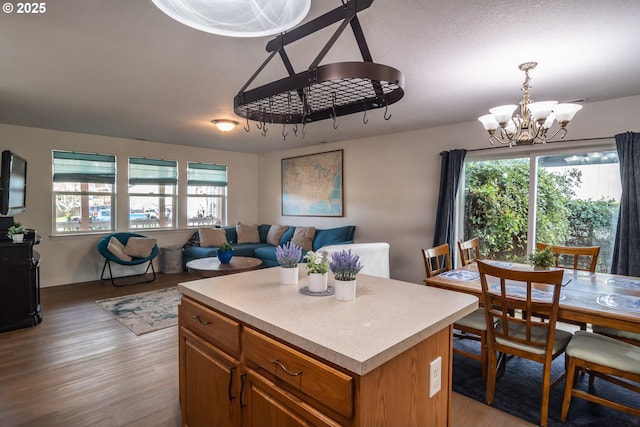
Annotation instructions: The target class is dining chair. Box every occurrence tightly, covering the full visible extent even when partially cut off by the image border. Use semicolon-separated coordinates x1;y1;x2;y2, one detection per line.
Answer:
421;243;451;278
560;331;640;421
535;243;601;331
422;244;488;385
535;242;600;272
476;260;572;427
458;237;481;266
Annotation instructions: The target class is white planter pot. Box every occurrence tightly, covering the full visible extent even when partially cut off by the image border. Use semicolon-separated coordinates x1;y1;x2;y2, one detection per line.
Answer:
11;234;24;243
307;272;328;292
334;279;356;301
279;266;299;286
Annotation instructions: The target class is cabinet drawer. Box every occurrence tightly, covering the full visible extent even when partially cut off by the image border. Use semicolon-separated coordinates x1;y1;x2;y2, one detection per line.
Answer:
179;297;240;357
244;327;353;419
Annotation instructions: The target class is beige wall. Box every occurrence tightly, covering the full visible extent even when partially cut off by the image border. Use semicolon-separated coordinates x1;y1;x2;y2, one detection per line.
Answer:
257;95;640;284
2;94;639;287
0;124;258;287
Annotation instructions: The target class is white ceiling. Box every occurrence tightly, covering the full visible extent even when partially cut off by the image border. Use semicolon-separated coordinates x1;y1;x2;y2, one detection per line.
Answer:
1;0;640;154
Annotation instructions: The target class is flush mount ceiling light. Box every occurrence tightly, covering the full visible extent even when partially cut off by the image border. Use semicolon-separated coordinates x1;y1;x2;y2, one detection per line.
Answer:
211;119;239;132
234;0;404;139
150;0;311;37
478;62;583;147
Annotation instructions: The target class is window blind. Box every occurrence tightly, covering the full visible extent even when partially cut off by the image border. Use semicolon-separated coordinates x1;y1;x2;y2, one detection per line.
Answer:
187;162;227;187
52;151;116;183
129;157;177;185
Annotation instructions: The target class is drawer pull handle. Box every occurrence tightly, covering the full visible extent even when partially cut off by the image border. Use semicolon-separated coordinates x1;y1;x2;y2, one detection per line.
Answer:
240;373;247;408
271;359;302;377
192;315;211;325
228;367;236;401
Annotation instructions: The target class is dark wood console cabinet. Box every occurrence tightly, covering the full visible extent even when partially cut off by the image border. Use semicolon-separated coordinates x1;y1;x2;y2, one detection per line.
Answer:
0;240;42;332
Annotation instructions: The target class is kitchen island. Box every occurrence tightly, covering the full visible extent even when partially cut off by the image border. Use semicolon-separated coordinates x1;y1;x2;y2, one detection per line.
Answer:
178;266;477;427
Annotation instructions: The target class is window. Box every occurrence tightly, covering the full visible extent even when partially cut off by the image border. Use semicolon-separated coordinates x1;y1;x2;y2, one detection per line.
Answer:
128;157;177;229
186;162;227;227
52;151;116;234
459;145;620;272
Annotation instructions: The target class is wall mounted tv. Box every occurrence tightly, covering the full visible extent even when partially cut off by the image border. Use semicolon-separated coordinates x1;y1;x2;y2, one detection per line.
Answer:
0;150;28;215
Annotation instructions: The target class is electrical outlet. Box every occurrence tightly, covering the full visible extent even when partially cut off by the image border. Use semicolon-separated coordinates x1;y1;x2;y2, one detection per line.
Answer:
429;356;442;398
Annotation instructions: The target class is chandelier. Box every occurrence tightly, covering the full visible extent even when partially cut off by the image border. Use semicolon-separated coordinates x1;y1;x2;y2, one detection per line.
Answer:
478;62;582;147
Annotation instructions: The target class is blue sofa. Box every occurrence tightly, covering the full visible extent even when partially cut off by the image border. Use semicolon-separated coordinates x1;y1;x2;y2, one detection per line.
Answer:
183;224;356;269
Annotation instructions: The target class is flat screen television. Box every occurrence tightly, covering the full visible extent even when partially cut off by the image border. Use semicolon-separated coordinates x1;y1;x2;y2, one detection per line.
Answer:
0;150;28;215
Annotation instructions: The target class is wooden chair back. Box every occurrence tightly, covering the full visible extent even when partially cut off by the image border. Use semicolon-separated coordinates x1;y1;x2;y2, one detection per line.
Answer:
477;260;565;357
458;238;481;266
422;243;451;278
535;243;600;272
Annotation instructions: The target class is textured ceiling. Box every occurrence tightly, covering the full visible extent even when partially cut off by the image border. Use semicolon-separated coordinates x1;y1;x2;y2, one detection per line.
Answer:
1;0;640;153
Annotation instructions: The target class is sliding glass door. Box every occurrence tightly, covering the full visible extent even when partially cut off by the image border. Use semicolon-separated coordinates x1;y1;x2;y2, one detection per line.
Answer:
459;144;620;272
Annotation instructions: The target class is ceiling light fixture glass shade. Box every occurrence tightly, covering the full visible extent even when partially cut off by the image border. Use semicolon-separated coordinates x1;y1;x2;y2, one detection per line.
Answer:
211;119;239;132
478;62;583;147
150;0;311;37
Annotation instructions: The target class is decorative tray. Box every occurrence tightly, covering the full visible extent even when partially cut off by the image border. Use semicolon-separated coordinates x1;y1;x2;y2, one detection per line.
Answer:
484;260;514;269
299;286;335;297
597;293;640;312
605;277;640;290
489;283;566;302
439;270;480;281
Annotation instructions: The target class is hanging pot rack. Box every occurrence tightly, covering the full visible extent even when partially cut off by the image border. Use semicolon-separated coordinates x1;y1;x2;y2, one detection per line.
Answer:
233;0;404;131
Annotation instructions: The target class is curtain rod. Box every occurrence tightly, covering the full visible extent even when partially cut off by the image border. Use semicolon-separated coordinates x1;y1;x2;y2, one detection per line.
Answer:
440;136;614;156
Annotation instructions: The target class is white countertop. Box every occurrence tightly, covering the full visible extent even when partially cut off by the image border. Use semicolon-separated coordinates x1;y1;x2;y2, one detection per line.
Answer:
178;266;478;375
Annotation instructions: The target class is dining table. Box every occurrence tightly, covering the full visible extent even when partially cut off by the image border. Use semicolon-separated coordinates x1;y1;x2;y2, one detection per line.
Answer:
423;260;640;334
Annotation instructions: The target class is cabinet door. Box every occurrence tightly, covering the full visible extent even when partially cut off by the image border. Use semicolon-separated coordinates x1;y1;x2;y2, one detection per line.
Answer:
243;369;342;427
181;327;240;427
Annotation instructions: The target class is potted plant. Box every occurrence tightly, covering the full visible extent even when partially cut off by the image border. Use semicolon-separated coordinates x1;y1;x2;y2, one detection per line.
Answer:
7;221;26;243
529;246;556;269
329;249;364;301
217;241;234;264
276;241;302;285
303;250;330;292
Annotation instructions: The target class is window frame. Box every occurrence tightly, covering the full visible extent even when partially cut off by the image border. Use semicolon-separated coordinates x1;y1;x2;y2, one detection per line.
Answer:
456;139;618;267
186;161;227;227
52;150;116;235
127;157;178;230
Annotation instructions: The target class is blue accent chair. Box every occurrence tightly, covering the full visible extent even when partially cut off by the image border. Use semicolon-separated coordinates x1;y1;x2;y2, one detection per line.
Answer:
97;232;158;287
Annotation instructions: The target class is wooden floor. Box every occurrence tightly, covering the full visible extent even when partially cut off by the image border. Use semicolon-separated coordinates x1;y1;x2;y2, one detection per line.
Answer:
0;272;534;427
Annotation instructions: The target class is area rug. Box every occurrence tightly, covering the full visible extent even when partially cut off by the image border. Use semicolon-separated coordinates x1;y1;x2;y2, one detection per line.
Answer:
95;287;181;335
452;339;640;426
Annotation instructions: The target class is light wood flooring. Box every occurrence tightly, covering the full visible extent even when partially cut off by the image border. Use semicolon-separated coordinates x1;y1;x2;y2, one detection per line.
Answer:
0;272;534;427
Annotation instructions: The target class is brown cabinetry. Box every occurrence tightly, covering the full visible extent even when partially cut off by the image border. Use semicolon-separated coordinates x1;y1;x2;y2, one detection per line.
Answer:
179;295;452;427
0;240;41;332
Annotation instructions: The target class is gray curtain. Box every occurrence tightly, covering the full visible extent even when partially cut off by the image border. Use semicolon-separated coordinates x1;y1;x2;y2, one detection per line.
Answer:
433;149;466;259
611;131;640;275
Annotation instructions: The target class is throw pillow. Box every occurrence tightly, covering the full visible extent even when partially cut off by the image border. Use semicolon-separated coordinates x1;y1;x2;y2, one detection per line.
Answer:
292;226;316;252
236;222;260;243
199;227;227;247
266;224;288;246
107;236;132;261
123;237;157;258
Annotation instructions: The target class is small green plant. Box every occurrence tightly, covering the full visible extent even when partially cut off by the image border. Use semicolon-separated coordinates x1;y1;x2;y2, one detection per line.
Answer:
529;246;556;268
7;221;26;237
304;250;329;275
218;241;232;252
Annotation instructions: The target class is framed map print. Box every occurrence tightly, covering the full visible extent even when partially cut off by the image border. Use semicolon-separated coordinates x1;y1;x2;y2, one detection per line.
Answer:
282;150;343;216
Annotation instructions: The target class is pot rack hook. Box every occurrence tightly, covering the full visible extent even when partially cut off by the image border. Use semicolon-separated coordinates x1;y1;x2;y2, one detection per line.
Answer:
293;122;299;136
384;97;392;121
331;92;338;129
243;116;250;132
362;101;368;125
261;108;268;136
282;123;288;141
